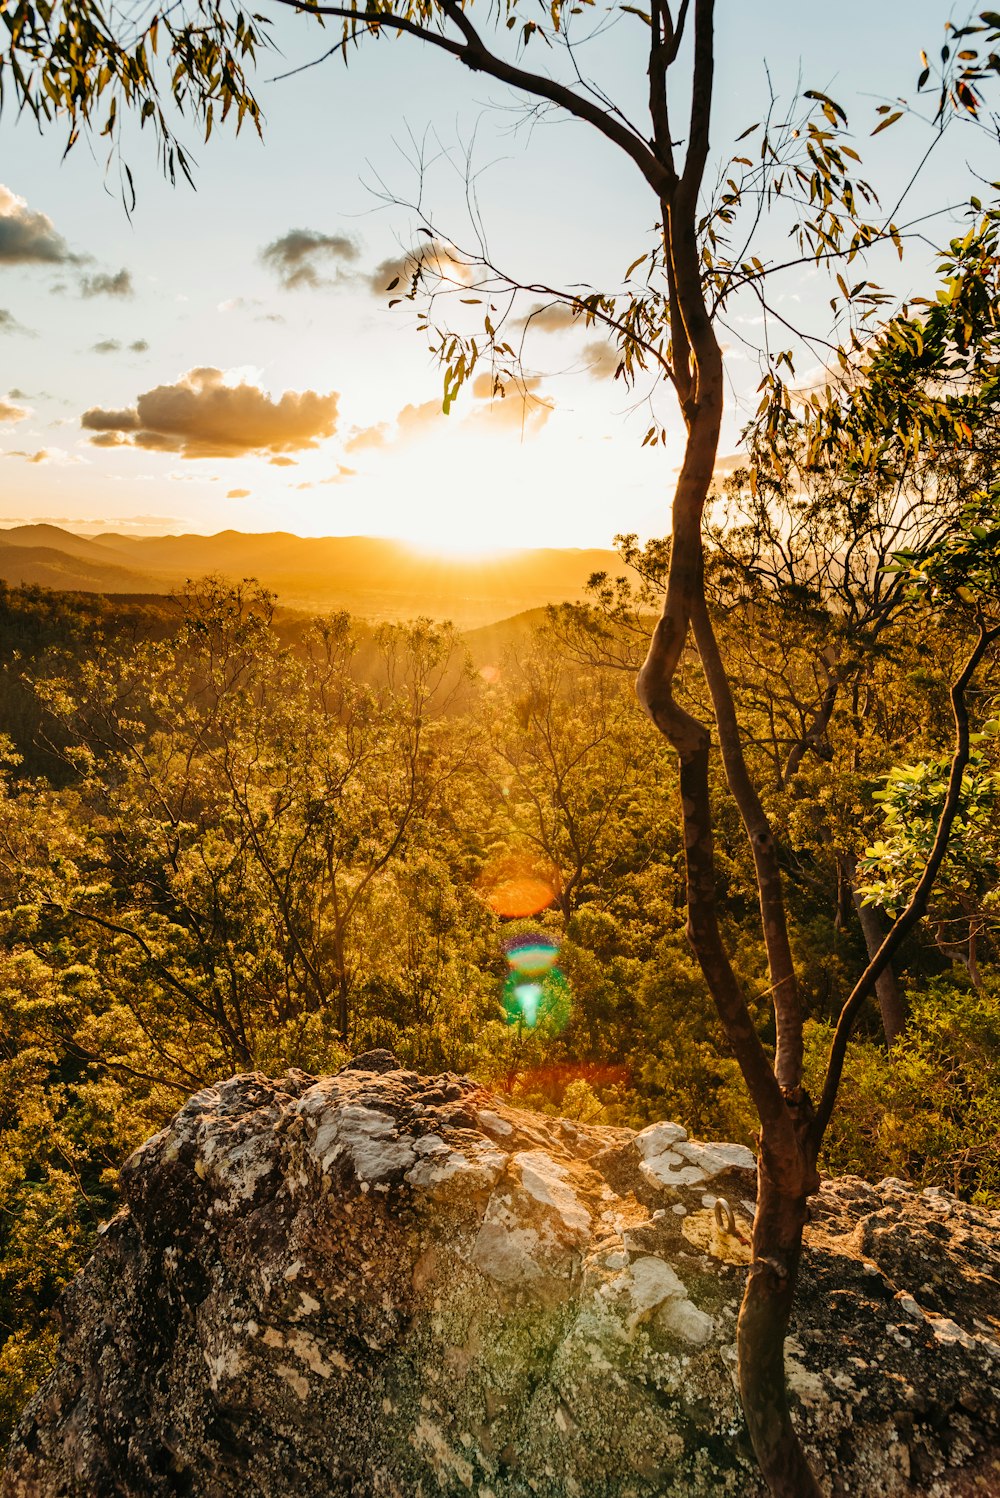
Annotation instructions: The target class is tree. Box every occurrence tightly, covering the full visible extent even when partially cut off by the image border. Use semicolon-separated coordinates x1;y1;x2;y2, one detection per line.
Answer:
551;426;989;1048
18;582;473;1066
5;3;1000;1491
482;632;672;921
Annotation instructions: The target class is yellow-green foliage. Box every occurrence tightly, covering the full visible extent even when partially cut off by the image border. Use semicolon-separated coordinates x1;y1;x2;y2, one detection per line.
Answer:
0;580;998;1450
806;978;1000;1203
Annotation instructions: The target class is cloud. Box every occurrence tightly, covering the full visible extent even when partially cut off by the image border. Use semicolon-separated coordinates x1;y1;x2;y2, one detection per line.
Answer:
0;185;74;265
517;304;619;380
81;366;340;460
80;268;133;299
346;377;551;453
91;337;148;353
226;487;251;498
320;465;356;484
0;308;32;336
0;398;28;423
345;422;390;454
4;446;80;466
465;377;553;434
367;241;473;296
261;230;359;290
581;339;620;379
518;302;580;333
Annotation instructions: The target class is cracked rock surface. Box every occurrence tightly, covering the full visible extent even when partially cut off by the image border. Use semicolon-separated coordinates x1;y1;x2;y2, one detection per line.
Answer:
3;1053;999;1497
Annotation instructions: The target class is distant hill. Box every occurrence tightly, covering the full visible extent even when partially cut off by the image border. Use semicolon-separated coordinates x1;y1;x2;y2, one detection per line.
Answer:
0;540;172;596
463;608;549;665
0;527;630;628
0;524;147;568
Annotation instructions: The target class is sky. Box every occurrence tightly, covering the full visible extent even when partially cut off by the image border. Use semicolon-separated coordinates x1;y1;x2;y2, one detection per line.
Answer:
0;2;991;552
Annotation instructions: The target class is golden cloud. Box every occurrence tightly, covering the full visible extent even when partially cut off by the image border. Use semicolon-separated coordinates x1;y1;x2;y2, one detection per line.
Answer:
581;339;620;379
466;374;553;432
518;302;580;333
345;377;551;453
0;398;27;423
3;446;80;465
81;367;339;460
345;422;391;454
368;240;473;296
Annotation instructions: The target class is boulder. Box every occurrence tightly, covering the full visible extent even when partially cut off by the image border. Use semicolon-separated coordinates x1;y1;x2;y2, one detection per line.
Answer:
3;1059;999;1497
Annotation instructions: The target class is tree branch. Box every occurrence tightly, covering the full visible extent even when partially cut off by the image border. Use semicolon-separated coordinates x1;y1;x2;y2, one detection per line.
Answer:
273;0;673;197
812;618;1000;1140
690;594;804;1093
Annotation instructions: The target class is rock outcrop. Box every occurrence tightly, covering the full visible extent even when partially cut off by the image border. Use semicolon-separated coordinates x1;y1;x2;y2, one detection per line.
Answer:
4;1053;1000;1497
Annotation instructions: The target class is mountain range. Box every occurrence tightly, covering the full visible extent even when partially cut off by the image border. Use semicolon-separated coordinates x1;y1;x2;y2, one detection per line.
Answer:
0;525;633;629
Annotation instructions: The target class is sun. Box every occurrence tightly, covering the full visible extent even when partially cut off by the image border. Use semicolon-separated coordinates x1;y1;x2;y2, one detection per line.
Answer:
393;503;524;559
402;531;520;560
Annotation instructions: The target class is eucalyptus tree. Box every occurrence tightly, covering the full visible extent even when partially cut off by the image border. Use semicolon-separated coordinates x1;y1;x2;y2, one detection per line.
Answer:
5;0;1000;1490
550;416;992;1046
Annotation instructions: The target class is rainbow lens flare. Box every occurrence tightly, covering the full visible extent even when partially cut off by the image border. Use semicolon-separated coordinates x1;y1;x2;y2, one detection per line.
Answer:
510;980;542;1026
504;937;560;974
480;854;571;1032
500;930;571;1033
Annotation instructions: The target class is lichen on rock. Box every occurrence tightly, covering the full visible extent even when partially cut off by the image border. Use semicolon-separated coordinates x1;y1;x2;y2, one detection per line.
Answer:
3;1056;999;1497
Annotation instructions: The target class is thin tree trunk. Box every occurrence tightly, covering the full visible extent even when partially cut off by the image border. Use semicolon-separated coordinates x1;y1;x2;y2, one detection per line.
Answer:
639;9;827;1491
853;888;906;1043
337;969;349;1042
967;926;983;994
737;1146;823;1498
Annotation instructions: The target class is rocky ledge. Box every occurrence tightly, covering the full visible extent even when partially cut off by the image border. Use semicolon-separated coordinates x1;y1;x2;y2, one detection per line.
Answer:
3;1052;1000;1497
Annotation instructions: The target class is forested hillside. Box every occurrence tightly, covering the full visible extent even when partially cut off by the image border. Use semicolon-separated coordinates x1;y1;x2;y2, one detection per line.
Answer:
2;501;997;1439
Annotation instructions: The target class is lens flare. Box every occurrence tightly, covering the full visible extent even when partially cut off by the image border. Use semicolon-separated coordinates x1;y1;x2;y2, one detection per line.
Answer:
511;980;542;1025
502;965;571;1034
477;852;561;918
481;854;571;1032
504;937;560;974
